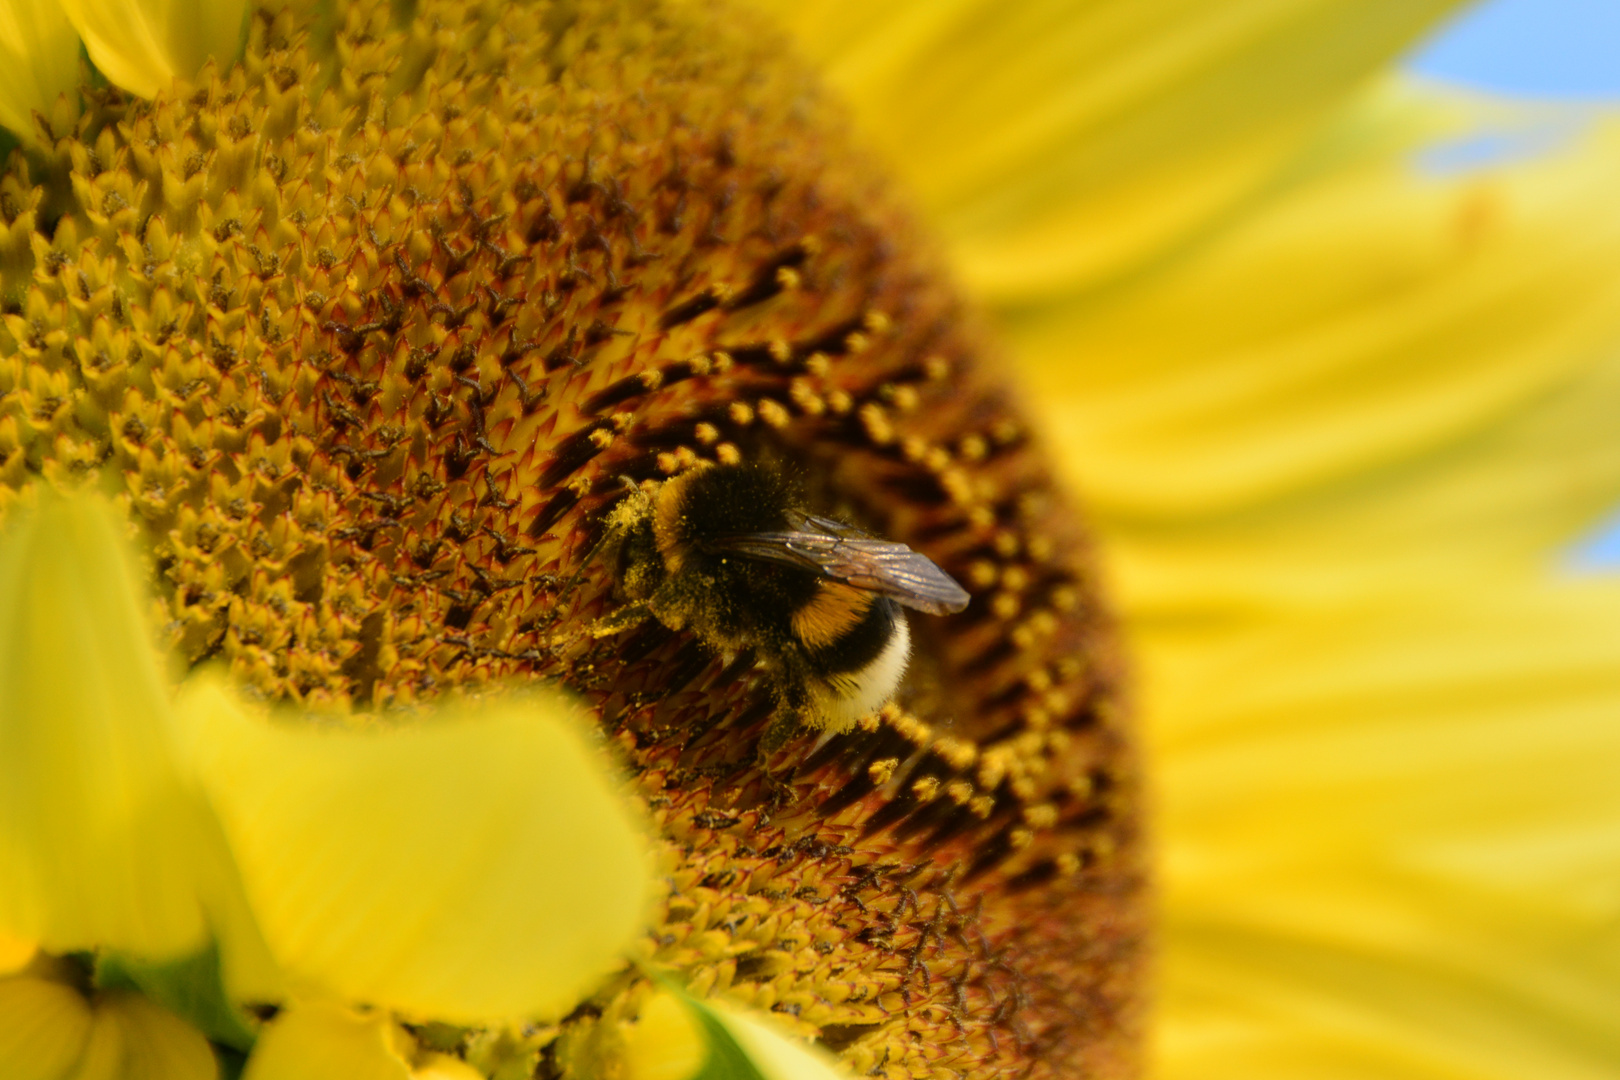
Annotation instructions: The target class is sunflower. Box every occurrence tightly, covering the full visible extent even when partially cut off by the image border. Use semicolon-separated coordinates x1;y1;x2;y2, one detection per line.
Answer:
2;0;1617;1078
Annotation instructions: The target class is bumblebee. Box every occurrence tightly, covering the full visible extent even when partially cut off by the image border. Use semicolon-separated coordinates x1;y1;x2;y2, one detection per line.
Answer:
591;461;970;743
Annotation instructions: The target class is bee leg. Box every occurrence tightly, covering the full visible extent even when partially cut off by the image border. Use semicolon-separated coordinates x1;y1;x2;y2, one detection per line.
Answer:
587;600;653;637
757;671;811;756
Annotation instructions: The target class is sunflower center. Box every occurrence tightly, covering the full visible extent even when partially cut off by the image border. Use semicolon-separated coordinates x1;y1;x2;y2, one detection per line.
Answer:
0;0;1143;1074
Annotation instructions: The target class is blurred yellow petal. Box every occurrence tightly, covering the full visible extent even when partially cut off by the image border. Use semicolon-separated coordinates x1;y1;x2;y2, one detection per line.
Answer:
0;0;80;143
1015;84;1620;606
0;932;36;974
761;0;1468;302
242;1003;410;1080
1155;579;1620;1077
412;1054;484;1080
622;991;707;1080
58;0;248;99
0;491;211;959
97;992;217;1080
704;1001;845;1080
0;977;92;1080
179;679;652;1022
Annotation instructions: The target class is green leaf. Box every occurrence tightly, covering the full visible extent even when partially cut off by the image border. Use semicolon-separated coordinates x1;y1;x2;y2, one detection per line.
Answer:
96;942;259;1051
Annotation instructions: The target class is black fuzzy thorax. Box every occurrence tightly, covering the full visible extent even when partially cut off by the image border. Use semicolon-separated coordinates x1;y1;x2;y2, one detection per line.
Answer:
655;463;821;651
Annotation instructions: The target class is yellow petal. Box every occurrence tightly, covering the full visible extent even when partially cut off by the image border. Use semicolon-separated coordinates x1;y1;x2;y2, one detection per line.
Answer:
759;0;1470;302
622;991;707;1080
1015;85;1620;603
98;992;217;1080
412;1054;484;1080
0;931;36;975
178;679;653;1022
58;0;248;100
0;491;210;958
1155;579;1620;1077
241;1003;411;1080
0;977;92;1080
704;1001;846;1080
0;0;80;143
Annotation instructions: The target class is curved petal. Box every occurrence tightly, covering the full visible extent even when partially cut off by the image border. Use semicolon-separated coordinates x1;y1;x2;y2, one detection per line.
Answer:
241;1003;411;1080
0;0;80;143
0;932;34;975
58;0;248;100
1155;580;1620;1078
1015;84;1620;603
707;1002;846;1080
0;977;92;1080
98;992;217;1080
178;679;653;1023
0;492;211;959
623;991;707;1080
757;0;1469;301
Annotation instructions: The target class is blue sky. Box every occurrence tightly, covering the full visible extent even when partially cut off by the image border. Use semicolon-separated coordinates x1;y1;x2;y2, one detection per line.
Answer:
1406;0;1620;98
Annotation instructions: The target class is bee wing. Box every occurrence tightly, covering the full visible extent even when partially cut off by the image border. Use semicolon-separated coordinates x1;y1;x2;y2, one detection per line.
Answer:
708;524;971;616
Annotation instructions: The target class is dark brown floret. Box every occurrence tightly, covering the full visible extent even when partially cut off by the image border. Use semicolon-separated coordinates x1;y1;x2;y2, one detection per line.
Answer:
0;0;1145;1076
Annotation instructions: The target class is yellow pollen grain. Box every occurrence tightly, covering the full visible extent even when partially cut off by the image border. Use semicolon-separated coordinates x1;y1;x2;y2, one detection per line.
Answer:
933;737;978;772
757;399;790;428
844;331;869;354
910;776;941;802
992;593;1020;620
694;422;720;445
993;531;1020;558
867;758;899;785
769;340;793;363
804;352;831;376
824;388;852;414
944;780;975;806
714;442;741;466
711;352;735;374
923;356;950;381
863;311;890;334
727;401;754;426
1023;803;1058;830
900;436;927;463
968;795;996;820
858;403;893;445
789;379;825;416
889;386;919;413
1000;566;1030;592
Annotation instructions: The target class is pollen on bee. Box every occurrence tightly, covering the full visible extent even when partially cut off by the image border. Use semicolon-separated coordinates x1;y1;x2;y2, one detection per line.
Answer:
867;757;899;785
693;422;720;444
910;775;941;802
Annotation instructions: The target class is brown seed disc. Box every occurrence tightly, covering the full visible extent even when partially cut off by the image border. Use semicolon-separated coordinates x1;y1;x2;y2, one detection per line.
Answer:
0;0;1146;1075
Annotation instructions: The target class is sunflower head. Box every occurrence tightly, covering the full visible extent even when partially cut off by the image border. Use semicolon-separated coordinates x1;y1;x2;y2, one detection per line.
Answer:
0;0;1145;1074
